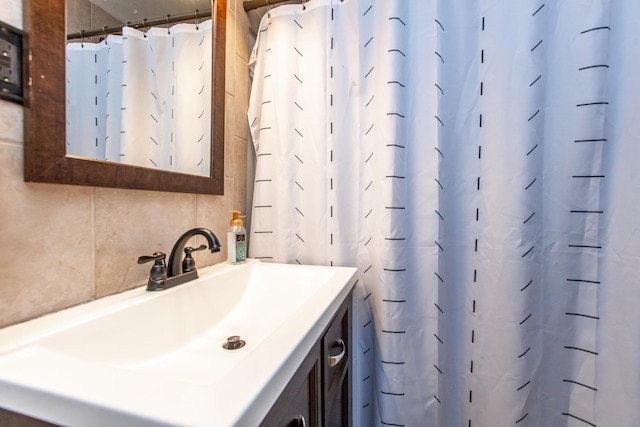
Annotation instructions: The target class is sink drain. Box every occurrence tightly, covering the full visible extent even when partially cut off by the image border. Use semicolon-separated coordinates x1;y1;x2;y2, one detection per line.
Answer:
223;335;246;350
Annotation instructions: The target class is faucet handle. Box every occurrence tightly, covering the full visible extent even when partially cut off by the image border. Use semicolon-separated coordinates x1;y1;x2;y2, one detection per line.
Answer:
182;245;207;273
137;252;167;291
137;251;166;264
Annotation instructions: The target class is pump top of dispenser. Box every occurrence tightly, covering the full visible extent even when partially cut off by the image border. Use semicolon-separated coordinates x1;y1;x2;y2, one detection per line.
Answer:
229;210;243;227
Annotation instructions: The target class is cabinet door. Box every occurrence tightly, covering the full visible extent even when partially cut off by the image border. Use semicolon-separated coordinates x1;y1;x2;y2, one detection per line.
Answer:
322;294;352;427
260;342;321;427
0;409;57;427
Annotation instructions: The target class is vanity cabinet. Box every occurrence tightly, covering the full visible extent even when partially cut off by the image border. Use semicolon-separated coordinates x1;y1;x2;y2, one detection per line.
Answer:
259;342;322;427
260;292;352;427
0;292;352;427
322;293;351;427
0;410;56;427
0;261;357;426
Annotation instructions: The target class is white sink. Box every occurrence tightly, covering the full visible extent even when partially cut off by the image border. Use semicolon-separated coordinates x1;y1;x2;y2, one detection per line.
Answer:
0;259;357;426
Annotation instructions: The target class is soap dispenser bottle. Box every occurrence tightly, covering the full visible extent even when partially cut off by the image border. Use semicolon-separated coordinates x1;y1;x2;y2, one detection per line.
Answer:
227;210;246;264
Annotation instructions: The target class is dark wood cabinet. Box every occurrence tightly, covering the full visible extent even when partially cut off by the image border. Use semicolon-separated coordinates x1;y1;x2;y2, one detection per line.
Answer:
259;342;321;427
0;409;56;427
261;292;352;427
322;295;351;427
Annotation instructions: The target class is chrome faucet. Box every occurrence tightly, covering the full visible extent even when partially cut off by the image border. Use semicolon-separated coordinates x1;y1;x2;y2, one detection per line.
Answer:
138;227;221;291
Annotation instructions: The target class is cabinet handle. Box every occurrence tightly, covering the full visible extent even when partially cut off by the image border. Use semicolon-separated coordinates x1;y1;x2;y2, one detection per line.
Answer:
329;339;346;368
293;415;306;427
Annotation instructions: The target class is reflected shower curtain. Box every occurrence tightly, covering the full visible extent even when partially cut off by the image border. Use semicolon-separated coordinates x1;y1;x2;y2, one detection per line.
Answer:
66;21;212;176
248;1;640;426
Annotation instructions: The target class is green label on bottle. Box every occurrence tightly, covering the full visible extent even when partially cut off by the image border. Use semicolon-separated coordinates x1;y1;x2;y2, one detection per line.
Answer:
235;234;246;262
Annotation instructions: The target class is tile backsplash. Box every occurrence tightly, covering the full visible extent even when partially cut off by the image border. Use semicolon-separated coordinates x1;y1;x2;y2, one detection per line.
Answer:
0;0;252;328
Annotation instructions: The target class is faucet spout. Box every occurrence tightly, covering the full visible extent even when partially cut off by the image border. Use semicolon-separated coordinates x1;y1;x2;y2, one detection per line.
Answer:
167;227;221;277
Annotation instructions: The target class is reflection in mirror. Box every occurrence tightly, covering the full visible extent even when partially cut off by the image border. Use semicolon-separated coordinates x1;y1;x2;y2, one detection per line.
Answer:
66;0;212;177
23;0;225;195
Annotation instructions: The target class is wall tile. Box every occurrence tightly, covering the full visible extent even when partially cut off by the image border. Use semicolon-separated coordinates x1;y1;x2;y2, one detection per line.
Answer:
232;136;248;210
93;188;197;297
0;102;24;145
224;92;236;179
66;0;92;34
233;54;250;141
235;5;251;63
89;3;122;28
225;8;237;96
0;144;94;327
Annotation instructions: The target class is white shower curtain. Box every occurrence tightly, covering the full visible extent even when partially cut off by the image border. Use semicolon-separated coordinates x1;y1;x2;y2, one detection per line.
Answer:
248;1;640;426
66;20;212;176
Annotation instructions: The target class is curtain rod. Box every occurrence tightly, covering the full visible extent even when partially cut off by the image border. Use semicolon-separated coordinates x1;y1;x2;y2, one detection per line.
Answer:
67;9;212;41
243;0;307;12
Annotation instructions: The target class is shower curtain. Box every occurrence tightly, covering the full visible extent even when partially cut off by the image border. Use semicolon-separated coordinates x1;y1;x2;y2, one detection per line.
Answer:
248;1;640;426
66;21;212;176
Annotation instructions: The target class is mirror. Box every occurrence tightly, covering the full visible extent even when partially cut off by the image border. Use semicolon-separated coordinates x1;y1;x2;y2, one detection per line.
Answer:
65;0;212;177
22;0;226;195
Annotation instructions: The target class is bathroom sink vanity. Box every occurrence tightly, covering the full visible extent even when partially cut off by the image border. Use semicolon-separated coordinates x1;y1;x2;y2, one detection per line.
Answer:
0;260;357;426
260;292;351;427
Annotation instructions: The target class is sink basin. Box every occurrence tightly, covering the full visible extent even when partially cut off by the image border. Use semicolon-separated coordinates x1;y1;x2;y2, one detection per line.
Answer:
0;259;357;426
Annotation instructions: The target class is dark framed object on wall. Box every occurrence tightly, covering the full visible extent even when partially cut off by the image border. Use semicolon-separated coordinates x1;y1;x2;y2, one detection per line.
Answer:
22;0;226;195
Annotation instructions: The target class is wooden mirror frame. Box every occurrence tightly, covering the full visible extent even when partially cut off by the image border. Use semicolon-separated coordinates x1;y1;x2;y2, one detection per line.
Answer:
22;0;226;195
